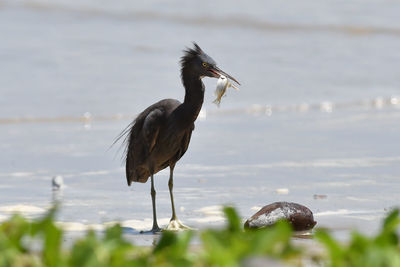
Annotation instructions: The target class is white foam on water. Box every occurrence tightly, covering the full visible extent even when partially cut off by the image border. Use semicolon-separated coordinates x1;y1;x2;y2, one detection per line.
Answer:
315;209;384;217
0;205;47;222
56;217;173;232
0;172;35;177
56;222;104;231
275;188;289;195
346;196;373;202
120;218;171;231
188;215;225;223
0;205;46;214
343;214;382;221
195;205;223;216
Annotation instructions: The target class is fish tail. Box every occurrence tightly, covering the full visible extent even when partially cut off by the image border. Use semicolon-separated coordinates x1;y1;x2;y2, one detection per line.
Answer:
212;99;221;107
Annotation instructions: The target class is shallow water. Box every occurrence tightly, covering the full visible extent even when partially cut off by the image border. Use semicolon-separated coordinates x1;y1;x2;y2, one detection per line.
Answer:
0;0;400;246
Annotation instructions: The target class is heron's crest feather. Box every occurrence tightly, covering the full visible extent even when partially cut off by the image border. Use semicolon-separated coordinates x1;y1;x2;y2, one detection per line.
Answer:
180;42;203;69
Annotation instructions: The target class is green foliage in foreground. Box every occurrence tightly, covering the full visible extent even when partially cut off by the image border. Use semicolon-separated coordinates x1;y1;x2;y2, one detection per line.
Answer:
315;209;400;267
0;207;399;267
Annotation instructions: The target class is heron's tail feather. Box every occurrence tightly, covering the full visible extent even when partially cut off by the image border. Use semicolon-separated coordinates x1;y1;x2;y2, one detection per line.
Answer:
125;118;151;185
109;121;135;161
126;165;150;185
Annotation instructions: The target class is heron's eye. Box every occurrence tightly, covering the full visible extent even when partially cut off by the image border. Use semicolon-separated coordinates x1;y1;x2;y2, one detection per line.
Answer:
202;62;208;68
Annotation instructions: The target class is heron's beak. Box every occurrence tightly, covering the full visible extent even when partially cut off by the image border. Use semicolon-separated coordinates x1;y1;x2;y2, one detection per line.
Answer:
209;66;240;85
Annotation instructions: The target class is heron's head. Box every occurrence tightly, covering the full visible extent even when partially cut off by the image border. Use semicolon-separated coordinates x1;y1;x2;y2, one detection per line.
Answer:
180;42;240;85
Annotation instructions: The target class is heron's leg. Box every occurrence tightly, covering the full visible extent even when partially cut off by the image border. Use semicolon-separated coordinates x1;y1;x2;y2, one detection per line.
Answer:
168;164;177;221
166;164;193;231
150;174;161;233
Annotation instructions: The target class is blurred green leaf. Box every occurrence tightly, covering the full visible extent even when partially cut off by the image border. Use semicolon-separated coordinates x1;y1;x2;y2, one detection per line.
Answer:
0;206;399;267
0;215;30;252
153;230;194;267
223;206;241;233
315;229;345;266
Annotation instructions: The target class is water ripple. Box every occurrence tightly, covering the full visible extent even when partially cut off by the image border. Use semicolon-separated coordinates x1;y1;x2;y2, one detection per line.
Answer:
2;1;400;37
0;96;399;124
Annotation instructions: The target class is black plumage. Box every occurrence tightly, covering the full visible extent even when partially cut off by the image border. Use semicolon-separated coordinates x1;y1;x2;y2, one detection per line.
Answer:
122;43;239;232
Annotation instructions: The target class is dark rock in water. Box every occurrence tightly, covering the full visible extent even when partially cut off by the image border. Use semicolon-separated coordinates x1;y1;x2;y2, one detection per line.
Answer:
244;202;317;231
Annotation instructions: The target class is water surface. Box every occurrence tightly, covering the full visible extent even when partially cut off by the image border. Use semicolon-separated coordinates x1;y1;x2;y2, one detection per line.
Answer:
0;0;399;245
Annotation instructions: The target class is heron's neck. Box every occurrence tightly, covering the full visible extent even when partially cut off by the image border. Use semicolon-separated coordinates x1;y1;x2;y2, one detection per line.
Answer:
181;72;204;123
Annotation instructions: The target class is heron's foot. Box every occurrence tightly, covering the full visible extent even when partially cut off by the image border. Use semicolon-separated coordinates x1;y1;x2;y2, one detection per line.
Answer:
165;218;193;231
140;226;162;234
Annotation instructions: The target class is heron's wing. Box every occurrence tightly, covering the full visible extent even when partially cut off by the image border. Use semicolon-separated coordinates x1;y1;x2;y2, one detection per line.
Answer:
142;108;164;154
125;108;164;186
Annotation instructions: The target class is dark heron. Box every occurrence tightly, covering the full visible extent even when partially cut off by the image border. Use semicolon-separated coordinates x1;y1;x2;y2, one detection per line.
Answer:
121;43;239;232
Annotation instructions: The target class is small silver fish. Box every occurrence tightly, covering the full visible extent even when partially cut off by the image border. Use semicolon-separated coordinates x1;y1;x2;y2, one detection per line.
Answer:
213;75;239;107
